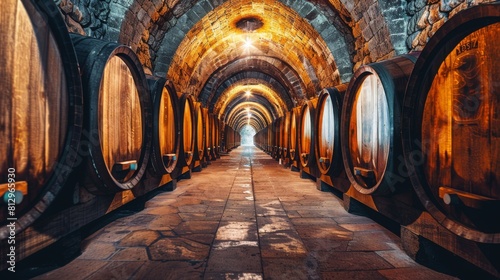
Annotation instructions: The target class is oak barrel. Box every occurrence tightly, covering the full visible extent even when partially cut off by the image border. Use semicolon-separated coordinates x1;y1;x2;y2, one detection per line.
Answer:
70;33;153;194
210;115;220;158
315;86;347;178
281;112;291;161
194;103;205;162
341;54;418;195
147;76;180;175
178;94;196;168
0;0;82;236
203;108;212;161
273;118;281;159
402;3;500;242
298;99;318;169
289;108;299;162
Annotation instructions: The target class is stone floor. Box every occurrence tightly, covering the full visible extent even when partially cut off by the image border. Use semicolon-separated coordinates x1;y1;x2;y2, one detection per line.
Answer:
34;146;455;280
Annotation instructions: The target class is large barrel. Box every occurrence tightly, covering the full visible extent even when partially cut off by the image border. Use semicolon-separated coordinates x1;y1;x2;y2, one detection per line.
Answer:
273;118;282;159
341;54;417;195
289;108;300;163
298;99;318;169
0;0;82;236
403;4;500;242
178;94;196;168
194;103;205;162
281;112;291;162
70;33;153;195
209;114;219;159
147;76;180;175
203;108;212;161
315;86;347;180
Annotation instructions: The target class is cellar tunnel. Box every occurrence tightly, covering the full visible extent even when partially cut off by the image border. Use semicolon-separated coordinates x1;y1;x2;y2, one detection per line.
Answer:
1;0;500;279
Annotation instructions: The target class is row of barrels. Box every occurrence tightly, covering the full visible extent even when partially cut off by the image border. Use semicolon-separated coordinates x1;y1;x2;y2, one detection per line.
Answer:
255;3;500;243
0;0;222;240
224;125;241;152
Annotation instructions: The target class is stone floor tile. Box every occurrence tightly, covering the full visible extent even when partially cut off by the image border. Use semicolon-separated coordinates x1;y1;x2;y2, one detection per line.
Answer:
149;238;211;261
88;261;144;279
79;241;117;260
321;270;387;280
132;261;204;280
375;250;421;268
118;230;161;247
312;251;394;271
294;225;354;240
33;260;108;280
262;257;321;280
111;247;149;261
173;221;219;235
206;246;262;273
378;267;458;280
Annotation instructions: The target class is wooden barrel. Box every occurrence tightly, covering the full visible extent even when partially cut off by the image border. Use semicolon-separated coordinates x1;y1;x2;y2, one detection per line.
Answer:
298;99;318;168
224;125;235;151
281;113;291;161
203;108;212;161
403;3;500;242
341;54;417;195
178;94;196;168
70;33;153;194
147;76;180;175
209;114;219;159
273;118;280;159
0;0;82;236
194;103;205;162
315;86;346;178
289;108;299;162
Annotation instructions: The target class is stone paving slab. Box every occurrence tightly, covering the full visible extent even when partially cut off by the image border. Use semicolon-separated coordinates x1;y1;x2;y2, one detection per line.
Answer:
33;146;456;279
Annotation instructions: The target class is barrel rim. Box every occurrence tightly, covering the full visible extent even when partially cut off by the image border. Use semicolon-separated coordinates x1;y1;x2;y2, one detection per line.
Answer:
289;108;299;161
179;93;196;167
147;75;180;175
0;0;83;236
280;112;292;161
298;100;316;168
341;65;395;195
194;102;205;162
402;3;500;242
315;86;345;176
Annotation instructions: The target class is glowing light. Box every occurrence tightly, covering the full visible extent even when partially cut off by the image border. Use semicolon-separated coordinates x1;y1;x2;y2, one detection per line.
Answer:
243;37;253;49
247;113;252;118
245;90;251;97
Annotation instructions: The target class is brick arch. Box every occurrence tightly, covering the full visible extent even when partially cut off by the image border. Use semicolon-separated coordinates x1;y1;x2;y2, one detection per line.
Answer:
200;56;304;110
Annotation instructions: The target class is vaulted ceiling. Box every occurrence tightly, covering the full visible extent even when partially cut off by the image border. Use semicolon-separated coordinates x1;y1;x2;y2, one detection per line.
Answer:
69;0;412;132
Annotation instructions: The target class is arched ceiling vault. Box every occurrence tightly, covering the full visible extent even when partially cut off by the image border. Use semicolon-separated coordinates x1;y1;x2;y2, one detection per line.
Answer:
225;102;273;128
73;0;409;132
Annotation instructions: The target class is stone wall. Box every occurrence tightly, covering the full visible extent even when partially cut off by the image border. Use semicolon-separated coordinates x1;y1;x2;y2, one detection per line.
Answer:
406;0;496;51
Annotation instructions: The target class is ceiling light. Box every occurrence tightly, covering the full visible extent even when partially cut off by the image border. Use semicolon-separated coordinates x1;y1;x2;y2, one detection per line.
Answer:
243;37;253;49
